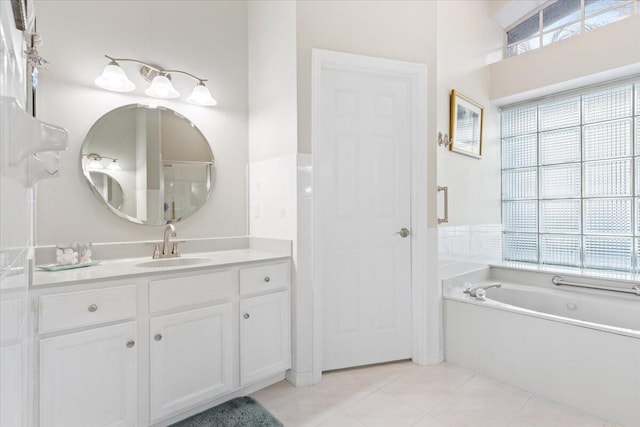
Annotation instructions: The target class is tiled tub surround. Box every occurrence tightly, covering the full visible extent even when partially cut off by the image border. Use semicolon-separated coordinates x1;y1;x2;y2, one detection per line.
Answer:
443;267;640;427
30;238;292;426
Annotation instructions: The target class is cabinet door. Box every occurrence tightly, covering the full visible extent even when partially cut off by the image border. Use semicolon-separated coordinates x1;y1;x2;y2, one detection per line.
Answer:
240;292;290;385
39;322;137;427
149;303;233;422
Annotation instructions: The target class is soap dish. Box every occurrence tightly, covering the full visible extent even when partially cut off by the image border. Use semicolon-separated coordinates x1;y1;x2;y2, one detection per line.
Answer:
37;261;100;272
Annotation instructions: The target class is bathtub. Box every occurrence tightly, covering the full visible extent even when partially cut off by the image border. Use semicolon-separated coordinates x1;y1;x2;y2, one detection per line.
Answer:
443;266;640;427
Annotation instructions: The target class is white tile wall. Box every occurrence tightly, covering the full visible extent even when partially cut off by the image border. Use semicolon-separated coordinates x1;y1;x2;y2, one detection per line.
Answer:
0;2;31;425
438;223;502;265
248;154;315;384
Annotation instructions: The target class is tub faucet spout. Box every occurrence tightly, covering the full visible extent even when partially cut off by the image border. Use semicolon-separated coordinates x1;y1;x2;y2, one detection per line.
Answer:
464;283;502;298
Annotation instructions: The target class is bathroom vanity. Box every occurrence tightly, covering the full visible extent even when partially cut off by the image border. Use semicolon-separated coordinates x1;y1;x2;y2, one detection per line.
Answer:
31;247;291;427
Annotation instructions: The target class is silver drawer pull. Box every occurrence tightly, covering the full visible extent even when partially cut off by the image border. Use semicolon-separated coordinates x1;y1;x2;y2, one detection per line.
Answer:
243;313;250;319
154;333;163;341
264;277;271;283
126;340;135;348
88;304;98;312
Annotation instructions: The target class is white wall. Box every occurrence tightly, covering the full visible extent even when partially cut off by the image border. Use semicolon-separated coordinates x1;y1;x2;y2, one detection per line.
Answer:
34;1;249;244
436;0;504;227
248;0;297;164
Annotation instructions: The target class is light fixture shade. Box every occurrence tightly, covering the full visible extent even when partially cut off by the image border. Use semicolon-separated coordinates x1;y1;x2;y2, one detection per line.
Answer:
186;83;217;106
95;63;135;92
88;158;103;169
145;75;179;99
107;159;121;171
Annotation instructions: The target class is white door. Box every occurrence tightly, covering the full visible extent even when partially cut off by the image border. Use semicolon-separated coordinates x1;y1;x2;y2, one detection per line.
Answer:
39;322;137;427
318;54;413;371
240;292;290;385
149;303;233;422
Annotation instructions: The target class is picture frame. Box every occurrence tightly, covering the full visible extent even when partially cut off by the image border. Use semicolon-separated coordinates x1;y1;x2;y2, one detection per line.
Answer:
449;90;484;159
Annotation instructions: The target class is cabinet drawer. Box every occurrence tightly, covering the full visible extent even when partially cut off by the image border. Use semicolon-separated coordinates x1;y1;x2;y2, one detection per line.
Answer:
239;262;289;296
39;285;136;334
149;271;234;313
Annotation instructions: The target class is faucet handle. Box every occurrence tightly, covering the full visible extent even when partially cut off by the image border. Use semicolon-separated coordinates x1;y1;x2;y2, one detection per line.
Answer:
171;240;187;256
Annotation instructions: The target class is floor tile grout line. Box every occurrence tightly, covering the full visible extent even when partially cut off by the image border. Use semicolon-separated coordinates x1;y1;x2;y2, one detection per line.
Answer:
507;393;533;427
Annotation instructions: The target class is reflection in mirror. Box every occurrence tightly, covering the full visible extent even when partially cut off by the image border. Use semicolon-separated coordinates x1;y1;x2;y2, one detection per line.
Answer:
89;171;123;210
81;104;214;225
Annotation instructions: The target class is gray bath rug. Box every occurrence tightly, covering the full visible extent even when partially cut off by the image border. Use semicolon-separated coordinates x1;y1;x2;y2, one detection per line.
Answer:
169;396;283;427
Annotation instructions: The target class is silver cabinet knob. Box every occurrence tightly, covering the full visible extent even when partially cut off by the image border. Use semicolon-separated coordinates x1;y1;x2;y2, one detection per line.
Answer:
243;313;250;319
264;276;271;283
88;304;98;312
126;340;135;348
396;228;411;238
154;333;163;341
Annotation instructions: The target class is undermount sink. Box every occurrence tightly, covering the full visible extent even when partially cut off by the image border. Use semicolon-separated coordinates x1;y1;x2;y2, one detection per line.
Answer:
134;257;212;268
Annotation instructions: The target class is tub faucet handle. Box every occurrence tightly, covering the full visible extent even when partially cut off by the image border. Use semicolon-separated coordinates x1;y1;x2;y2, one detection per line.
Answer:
463;282;472;293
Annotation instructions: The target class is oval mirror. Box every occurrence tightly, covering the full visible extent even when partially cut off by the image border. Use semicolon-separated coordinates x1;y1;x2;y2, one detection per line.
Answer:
81;104;214;225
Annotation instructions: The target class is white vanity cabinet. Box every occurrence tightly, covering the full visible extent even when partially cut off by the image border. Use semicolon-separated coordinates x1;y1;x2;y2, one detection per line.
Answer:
148;272;235;422
240;292;290;385
239;262;291;385
37;284;138;427
34;256;291;427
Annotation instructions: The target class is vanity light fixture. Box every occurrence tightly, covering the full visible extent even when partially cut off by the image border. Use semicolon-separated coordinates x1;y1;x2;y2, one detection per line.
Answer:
84;153;120;170
95;55;217;106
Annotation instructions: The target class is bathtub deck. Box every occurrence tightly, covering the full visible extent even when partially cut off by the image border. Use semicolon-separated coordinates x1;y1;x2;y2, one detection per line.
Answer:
249;360;619;426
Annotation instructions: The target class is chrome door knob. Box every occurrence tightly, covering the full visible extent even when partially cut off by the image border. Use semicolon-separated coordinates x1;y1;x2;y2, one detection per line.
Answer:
243;313;250;319
126;340;135;348
88;304;98;312
154;334;163;341
396;228;411;238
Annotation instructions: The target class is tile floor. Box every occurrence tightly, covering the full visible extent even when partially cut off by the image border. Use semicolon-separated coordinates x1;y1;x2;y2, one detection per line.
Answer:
250;361;620;427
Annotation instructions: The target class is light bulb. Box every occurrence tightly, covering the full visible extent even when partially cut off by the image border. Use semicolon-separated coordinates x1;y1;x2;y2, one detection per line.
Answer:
145;74;179;99
186;82;217;106
95;62;135;92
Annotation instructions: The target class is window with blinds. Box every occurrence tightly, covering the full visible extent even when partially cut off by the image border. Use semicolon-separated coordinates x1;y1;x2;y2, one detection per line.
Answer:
501;80;640;272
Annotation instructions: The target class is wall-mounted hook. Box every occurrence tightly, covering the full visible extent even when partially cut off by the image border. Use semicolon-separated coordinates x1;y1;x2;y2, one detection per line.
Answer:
438;132;451;148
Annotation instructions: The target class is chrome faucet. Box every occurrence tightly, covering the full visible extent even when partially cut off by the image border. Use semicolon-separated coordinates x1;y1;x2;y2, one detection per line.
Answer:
463;282;502;299
152;224;184;259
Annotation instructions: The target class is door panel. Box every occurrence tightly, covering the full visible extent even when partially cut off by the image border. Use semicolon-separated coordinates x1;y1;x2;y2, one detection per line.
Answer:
321;65;412;371
240;292;290;385
149;303;233;422
39;322;137;427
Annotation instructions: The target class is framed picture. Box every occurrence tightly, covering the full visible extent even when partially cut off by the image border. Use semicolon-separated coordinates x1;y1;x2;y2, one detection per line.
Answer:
449;90;484;158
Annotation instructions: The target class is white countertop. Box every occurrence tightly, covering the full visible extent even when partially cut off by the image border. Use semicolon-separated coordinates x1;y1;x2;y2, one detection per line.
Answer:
32;249;290;287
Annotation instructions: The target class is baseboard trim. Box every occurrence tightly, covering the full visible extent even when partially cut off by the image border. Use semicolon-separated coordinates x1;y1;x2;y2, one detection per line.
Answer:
285;369;316;386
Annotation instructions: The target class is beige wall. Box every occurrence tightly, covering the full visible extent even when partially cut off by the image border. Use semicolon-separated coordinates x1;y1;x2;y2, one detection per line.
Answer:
436;0;504;226
490;15;640;104
35;1;248;244
296;0;439;225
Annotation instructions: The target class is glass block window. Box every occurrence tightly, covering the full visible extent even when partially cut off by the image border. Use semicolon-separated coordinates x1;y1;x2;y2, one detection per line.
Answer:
506;0;638;58
501;80;639;272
